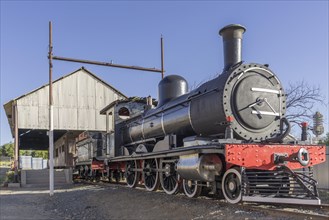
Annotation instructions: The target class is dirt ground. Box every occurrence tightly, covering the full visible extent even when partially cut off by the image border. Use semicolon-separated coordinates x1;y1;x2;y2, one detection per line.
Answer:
2;182;328;220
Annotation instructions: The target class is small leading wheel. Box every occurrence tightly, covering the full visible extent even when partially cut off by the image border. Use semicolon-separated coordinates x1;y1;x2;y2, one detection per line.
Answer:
125;160;139;188
222;168;242;204
183;179;202;198
159;159;180;195
143;159;160;191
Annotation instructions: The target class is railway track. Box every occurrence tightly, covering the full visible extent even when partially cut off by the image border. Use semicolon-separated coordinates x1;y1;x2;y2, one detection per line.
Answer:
239;203;329;220
75;179;329;219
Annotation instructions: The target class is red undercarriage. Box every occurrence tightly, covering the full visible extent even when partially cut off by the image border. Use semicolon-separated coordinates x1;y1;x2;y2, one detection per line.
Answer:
225;144;326;170
91;160;104;170
89;144;326;172
90;160;125;172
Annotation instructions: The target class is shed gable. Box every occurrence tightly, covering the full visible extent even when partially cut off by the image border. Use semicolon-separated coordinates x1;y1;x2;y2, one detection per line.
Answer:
5;68;126;133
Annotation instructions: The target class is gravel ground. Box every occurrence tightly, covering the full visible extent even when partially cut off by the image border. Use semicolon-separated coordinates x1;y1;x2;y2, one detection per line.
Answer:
0;183;328;220
319;189;329;204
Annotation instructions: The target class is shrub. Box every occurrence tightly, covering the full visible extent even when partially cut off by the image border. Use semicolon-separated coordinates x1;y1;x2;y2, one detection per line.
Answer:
5;171;15;183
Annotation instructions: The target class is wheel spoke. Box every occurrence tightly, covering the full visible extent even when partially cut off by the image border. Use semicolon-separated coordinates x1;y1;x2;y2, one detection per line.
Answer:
126;161;138;188
169;176;173;187
151;175;155;183
167;177;172;190
159;159;180;195
143;159;159;191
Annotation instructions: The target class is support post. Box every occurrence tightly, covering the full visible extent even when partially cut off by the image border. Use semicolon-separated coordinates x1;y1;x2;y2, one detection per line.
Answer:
161;35;164;79
48;21;54;196
106;111;110;155
14;103;19;182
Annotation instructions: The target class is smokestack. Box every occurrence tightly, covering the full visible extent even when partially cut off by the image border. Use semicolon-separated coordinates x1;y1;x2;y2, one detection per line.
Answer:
219;24;246;71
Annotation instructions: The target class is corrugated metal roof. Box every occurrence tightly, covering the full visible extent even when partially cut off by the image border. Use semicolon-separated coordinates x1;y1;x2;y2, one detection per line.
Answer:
3;67;127;137
5;67;126;103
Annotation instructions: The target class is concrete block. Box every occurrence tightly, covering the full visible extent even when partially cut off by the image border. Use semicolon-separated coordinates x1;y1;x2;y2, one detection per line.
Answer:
64;168;73;183
21;170;26;186
8;183;20;188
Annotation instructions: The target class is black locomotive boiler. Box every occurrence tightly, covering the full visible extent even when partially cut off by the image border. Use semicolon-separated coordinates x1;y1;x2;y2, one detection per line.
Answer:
75;24;326;205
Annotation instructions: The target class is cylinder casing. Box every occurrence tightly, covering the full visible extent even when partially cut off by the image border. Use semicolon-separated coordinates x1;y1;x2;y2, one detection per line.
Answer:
176;153;223;182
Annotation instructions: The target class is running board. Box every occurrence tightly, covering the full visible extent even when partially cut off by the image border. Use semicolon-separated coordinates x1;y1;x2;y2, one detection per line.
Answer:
242;196;321;205
100;144;225;162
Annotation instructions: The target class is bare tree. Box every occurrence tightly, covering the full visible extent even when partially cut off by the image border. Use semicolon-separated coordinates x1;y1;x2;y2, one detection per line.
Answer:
189;72;220;91
285;80;325;126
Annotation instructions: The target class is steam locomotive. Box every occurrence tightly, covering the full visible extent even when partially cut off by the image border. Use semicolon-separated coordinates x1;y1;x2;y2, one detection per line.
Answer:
74;24;326;205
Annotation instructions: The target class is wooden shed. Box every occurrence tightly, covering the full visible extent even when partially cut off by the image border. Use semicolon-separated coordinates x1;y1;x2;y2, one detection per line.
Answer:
3;67;126;158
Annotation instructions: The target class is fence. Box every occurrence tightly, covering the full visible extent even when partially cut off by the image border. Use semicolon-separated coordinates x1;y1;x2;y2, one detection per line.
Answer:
19;156;48;170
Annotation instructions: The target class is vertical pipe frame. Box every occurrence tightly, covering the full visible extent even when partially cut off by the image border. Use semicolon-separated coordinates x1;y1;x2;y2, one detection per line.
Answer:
106;111;110;155
161;35;164;79
14;102;18;182
48;21;54;196
44;24;164;191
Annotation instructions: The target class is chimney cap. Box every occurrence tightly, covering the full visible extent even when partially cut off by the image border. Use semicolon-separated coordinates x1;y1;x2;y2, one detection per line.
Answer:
219;24;246;37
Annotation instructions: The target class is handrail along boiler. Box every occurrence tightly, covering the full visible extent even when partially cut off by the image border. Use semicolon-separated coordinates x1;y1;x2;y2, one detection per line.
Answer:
75;24;326;205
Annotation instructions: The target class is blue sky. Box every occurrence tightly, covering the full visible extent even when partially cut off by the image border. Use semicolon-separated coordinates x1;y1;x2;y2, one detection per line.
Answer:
1;1;328;145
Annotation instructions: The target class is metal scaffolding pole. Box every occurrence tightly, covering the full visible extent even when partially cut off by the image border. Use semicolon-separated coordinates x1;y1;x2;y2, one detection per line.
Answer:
161;35;164;79
48;21;54;196
52;56;163;73
14;102;18;182
46;24;165;196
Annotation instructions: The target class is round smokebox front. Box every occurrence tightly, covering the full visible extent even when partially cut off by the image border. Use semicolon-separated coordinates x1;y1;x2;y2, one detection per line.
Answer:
223;64;286;141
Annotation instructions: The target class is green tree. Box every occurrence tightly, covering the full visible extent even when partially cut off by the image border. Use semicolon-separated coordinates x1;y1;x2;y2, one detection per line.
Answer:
0;143;48;159
19;150;32;156
20;150;48;159
0;142;14;157
33;150;48;159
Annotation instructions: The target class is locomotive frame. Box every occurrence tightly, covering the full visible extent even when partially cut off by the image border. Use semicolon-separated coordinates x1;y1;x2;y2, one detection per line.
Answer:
75;131;325;204
72;24;326;205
